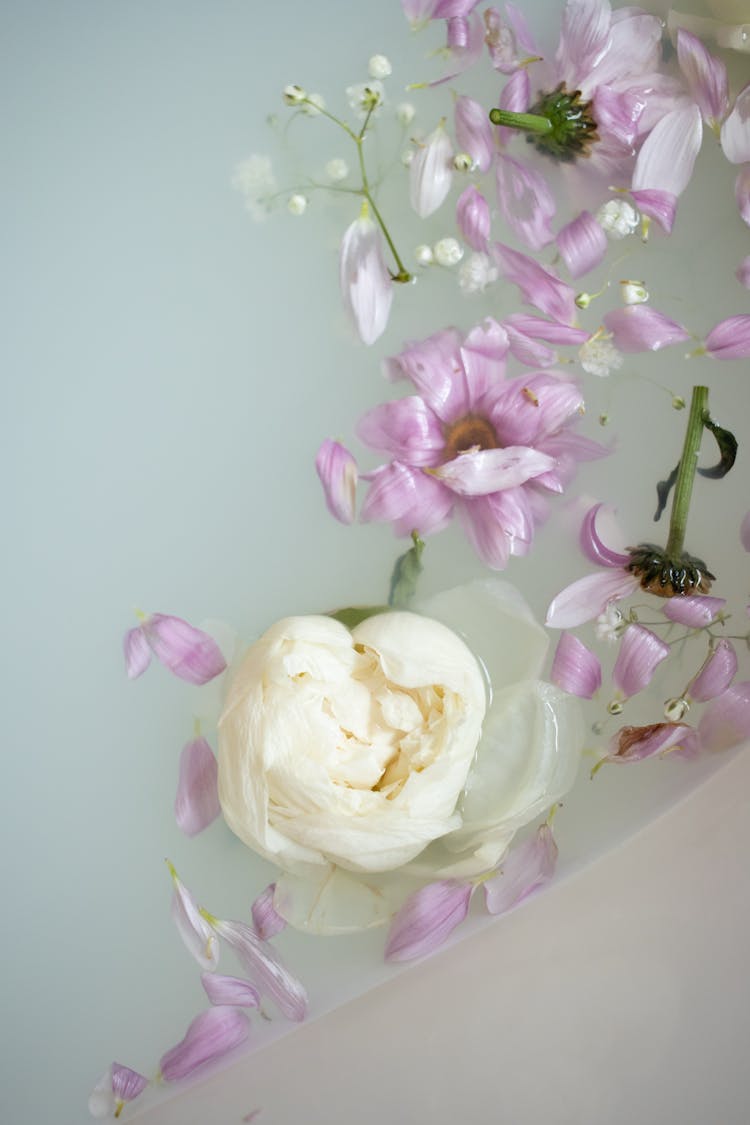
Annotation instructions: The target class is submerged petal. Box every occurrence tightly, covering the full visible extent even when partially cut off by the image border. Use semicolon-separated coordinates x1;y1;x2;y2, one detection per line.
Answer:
213;918;308;1021
315;440;358;524
356;398;443;466
603;306;690;353
704;315;750;359
556;211;607;279
200;972;261;1008
688;639;738;703
551;633;601;698
493;243;577;324
159;1007;250;1082
676;29;729;127
410;121;453;217
613;624;670;697
167;862;220;971
721;83;750;165
546;569;639;628
123;626;151;680
603;721;694;766
698;681;750;751
174;736;221;837
495;155;556;251
579;503;630;567
736;166;750;227
632;102;702;200
629;189;676;235
339;207;393;346
251;883;287;941
482;823;558;915
384;879;472;961
433;446;555;496
662;595;725;626
454;95;495;172
456;184;491;251
143;614;227;685
360;461;454;537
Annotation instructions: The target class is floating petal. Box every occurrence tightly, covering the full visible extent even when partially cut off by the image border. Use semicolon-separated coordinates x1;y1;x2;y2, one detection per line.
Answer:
315;440;358;524
546;569;640;629
174;736;221;837
579;503;630;567
213;918;308;1021
502;315;588;347
201;972;261;1009
551;633;601;698
613;624;670;697
384;879;472;961
433;446;555;496
493;243;577;324
339;207;393;346
676;29;729;127
410;121;453;217
688;640;738;703
455;184;491;251
454;95;494;172
482;824;558;915
737;256;750;289
123;626;151;680
143;615;227;685
736;167;750;227
629;189;676;235
603;306;690;353
111;1063;148;1107
356;399;443;466
495;155;556;251
721;83;750;165
632;102;703;199
662;595;725;626
704;315;750;359
360;461;454;537
251;884;287;941
168;862;220;971
159;1007;250;1082
603;722;695;765
556;211;607;279
742;511;750;551
698;681;750;751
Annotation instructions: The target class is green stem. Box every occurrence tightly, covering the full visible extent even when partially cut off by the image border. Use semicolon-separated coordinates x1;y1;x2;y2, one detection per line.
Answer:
665;385;709;558
488;107;554;135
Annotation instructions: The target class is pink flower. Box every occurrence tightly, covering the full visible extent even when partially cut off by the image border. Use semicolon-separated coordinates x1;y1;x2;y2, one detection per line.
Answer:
359;323;602;568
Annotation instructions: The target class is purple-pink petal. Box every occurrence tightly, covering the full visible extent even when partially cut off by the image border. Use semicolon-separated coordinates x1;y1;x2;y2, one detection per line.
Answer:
605;722;695;765
555;0;612;91
556;210;607;279
502;314;589;347
721;83;750;165
741;510;750;552
251;884;287;941
603;306;690;353
159;1007;250;1082
737;256;750;290
662;595;726;627
494;67;530;144
613;624;670;698
698;681;750;751
676;29;729;127
433;446;555;496
482;824;558;915
458;492;534;569
495;155;555;251
383;329;465;421
201;972;262;1009
143;615;226;685
455;184;491;251
384;879;472;962
174;736;221;838
454;95;495;172
168;863;220;971
631;102;703;199
360;461;454;537
493;243;577;324
315;440;358;524
704;315;750;360
688;640;738;703
213;918;308;1021
579;503;630;568
551;632;602;698
545;569;639;629
123;625;151;680
629;189;676;235
111;1063;149;1106
356;398;443;466
736;167;750;227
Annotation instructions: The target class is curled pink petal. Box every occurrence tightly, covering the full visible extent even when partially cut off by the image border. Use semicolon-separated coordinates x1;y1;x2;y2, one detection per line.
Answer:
251;884;287;941
737;256;750;289
167;861;220;971
175;736;221;837
551;633;601;698
579;503;630;567
688;640;738;703
482;824;557;915
662;595;726;626
385;880;472;962
721;83;750;165
410;121;453;218
629;189;676;235
704;315;750;359
493;243;577;325
315;439;358;524
339;208;393;346
603;306;690;353
454;95;495;172
455;184;491;251
123;625;151;680
698;681;750;751
632;102;703;200
556;210;607;279
495;155;555;251
603;722;695;766
433;446;555;496
676;29;729;127
545;569;640;629
213;918;308;1021
201;972;261;1008
613;624;670;698
111;1064;149;1107
159;1007;250;1082
736;167;750;227
142;615;227;685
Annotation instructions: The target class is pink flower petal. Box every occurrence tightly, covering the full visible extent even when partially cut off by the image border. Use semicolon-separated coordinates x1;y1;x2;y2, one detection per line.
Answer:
159;1007;250;1082
111;1063;148;1107
360;461;454;537
613;624;670;698
484;4;538;72
495;67;530;144
502;314;589;347
698;681;750;751
339;208;393;346
632;102;703;199
142;615;227;685
456;184;491;251
493;243;577;325
736;166;750;227
383;329;465;421
213;918;308;1021
201;972;261;1008
495;155;556;251
356;398;443;466
433;446;555;496
556;210;607;279
676;29;729;127
604;722;695;765
482;824;558;915
123;625;151;680
629;189;677;235
662;595;726;627
603;306;690;353
704;315;750;359
579;503;630;568
168;862;220;971
174;736;221;837
315;440;358;524
551;632;602;698
503;325;557;367
251;884;287;941
454;95;495;172
688;639;738;703
737;256;750;289
410;122;453;217
721;83;750;165
545;569;640;629
742;510;750;551
555;0;612;90
384;880;472;962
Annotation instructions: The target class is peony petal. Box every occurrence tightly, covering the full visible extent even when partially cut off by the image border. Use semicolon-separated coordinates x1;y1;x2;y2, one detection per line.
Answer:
143;614;227;685
603;721;694;765
613;624;670;697
603;305;690;353
629;189;677;235
433;446;555;496
360;461;454;537
315;440;358;524
721;83;750;165
482;823;558;914
213;918;308;1021
737;256;750;289
454;95;495;172
110;1063;149;1107
174;736;221;837
676;29;729;127
495;155;556;251
698;681;750;751
159;1007;250;1082
167;862;220;971
736;166;750;226
704;315;750;359
123;625;151;680
200;972;261;1008
546;569;639;628
409;121;453;217
579;503;630;567
493;243;577;324
632;102;703;199
455;184;491;251
384;879;472;961
339;207;393;346
688;639;738;703
251;883;287;941
356;398;444;466
662;595;726;626
556;211;608;279
551;633;602;698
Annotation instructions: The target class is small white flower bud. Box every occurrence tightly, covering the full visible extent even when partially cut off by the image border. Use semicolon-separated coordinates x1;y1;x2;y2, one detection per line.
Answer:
325;158;349;182
346;81;384;115
415;244;434;266
672;396;686;411
303;93;326;116
396;102;416;126
368;54;392;79
664;697;689;721
287;193;308;216
400;149;414;167
575;292;593;309
453;152;474;172
620;280;649;305
433;237;464;267
607;699;624;716
596;198;639;240
283;84;307;106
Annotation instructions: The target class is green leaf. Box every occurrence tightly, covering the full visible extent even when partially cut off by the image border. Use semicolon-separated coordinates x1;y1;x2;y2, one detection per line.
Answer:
388;532;425;609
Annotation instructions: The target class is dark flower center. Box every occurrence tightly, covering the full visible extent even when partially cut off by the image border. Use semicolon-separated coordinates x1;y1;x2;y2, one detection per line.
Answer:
626;543;715;597
526;84;599;163
443;414;498;461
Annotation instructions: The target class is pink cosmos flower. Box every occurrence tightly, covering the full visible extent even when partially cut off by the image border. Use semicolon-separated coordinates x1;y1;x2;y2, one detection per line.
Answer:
358;321;604;569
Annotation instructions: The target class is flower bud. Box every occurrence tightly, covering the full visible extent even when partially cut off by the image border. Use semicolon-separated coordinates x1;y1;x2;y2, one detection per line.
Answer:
325;158;349;182
620;280;649;305
282;84;306;105
433;237;463;267
453;152;474;172
368;54;392;79
287;194;308;216
415;244;434;266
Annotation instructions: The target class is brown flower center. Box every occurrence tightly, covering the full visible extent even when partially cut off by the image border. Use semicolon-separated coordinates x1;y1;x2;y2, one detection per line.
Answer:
626;543;715;598
443;414;498;461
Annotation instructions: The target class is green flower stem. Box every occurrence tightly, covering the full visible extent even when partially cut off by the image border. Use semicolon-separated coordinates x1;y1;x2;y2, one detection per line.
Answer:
665;385;709;559
488;107;554;135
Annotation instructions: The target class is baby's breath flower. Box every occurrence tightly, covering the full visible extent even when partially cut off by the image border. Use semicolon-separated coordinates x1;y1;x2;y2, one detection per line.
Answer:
595;604;624;643
303;92;326;116
579;333;624;376
287;194;308;216
231;155;276;221
620;280;649;305
396;102;416;127
346;80;384;116
401;149;415;167
368;54;392;80
453;152;474;172
415;244;434;266
434;238;464;268
325;158;349;182
282;84;307;106
596;199;639;240
458;252;498;293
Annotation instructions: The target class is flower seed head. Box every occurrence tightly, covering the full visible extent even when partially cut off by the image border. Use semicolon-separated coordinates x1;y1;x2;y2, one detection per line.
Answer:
526;84;599;162
626;543;715;597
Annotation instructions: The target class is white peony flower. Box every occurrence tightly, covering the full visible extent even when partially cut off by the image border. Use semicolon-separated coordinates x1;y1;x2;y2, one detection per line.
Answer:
218;581;583;934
